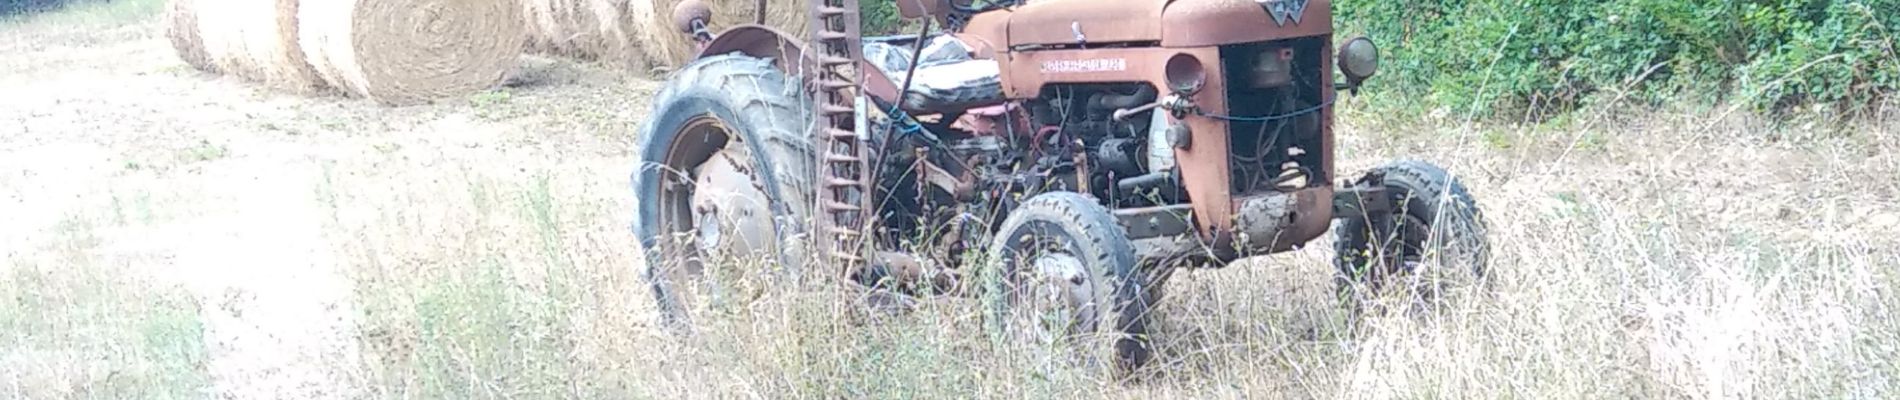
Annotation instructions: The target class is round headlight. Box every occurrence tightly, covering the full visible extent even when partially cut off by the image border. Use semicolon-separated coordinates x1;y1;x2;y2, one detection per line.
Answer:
1337;36;1379;84
1164;53;1207;95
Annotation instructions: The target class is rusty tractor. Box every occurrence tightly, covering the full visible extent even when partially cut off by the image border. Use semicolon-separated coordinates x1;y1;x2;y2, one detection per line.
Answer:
631;0;1490;372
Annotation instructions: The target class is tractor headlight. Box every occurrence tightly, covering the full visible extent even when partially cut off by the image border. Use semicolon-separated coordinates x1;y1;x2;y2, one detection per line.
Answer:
1165;53;1206;95
1337;36;1379;85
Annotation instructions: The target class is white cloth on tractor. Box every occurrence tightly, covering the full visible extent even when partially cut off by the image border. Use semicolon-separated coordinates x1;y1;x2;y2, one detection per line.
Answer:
863;35;972;78
863;35;1005;112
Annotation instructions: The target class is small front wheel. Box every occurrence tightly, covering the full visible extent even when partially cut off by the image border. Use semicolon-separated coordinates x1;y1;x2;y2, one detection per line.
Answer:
1333;160;1489;310
985;192;1156;373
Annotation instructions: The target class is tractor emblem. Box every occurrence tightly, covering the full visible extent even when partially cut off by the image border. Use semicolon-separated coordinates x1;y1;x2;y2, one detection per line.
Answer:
1260;0;1307;26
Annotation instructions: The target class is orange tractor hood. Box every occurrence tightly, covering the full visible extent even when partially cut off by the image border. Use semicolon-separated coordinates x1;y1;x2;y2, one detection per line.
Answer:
1003;0;1331;48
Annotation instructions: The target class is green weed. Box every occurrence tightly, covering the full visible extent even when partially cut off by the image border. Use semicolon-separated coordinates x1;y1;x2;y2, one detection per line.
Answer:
0;217;209;399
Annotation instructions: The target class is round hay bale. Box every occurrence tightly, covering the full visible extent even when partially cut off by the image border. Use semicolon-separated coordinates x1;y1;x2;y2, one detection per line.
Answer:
519;0;654;71
164;0;215;73
300;0;527;105
586;0;656;70
193;0;325;92
520;0;602;55
642;0;807;68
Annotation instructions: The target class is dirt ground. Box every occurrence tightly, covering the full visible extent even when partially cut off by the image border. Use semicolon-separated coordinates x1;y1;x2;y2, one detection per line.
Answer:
4;3;1899;399
3;6;661;398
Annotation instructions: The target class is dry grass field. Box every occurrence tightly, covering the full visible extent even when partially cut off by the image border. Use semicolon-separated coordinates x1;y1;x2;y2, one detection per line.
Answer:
2;1;1897;399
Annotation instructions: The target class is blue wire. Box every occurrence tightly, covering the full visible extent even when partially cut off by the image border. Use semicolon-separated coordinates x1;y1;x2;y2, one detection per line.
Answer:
881;94;1330;135
885;104;927;136
1198;97;1337;122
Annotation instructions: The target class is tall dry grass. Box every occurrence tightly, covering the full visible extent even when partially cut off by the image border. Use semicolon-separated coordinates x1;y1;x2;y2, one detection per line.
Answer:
0;218;208;399
625;108;1899;399
323;101;1900;397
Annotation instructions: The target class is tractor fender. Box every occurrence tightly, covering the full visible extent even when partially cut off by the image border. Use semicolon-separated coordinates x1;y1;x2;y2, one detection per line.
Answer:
698;24;914;110
696;24;813;76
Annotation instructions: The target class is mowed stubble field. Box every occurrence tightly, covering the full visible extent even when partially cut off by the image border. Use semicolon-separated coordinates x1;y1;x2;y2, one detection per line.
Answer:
3;2;1898;399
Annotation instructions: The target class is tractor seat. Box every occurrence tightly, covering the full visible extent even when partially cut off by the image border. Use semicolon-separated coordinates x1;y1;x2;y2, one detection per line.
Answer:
864;36;1006;113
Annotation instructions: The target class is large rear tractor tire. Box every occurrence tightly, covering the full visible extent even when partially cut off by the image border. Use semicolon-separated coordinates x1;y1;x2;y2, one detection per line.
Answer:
1332;160;1489;311
985;192;1158;374
630;54;816;331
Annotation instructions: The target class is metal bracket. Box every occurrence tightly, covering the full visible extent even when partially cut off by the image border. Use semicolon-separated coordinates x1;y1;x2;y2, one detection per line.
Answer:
1333;170;1400;267
689;20;715;44
1115;204;1195;240
1332;170;1390;219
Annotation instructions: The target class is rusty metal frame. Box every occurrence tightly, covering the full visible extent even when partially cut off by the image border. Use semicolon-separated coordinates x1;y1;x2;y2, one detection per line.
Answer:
808;0;872;273
1115;205;1194;240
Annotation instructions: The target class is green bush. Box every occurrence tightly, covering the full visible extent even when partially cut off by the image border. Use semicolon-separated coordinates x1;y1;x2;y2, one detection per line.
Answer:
862;0;904;35
2;0;66;15
1336;0;1899;118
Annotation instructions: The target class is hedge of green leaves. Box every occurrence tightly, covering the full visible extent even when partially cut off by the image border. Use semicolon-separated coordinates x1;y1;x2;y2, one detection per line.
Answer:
2;0;68;15
1335;0;1899;118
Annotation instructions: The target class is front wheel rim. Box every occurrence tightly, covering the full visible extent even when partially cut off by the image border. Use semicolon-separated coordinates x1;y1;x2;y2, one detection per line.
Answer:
996;232;1108;351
